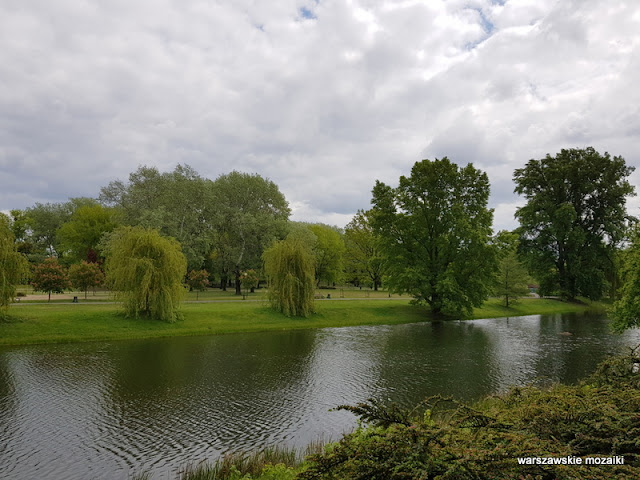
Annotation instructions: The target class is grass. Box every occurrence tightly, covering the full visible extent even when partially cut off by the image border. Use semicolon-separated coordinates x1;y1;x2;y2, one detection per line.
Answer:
0;296;603;346
11;285;401;303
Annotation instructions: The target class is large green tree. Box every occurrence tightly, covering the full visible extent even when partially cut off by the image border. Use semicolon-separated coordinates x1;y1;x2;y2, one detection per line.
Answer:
371;157;495;317
104;226;187;322
0;213;29;310
210;171;290;295
57;204;118;262
514;147;635;300
344;210;384;290
99;165;216;270
263;236;315;317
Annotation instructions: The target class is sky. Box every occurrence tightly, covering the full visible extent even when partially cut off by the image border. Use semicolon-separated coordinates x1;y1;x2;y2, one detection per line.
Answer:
2;0;640;231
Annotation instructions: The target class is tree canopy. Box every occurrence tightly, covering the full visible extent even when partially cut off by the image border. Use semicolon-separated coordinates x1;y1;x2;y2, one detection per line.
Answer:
263;236;315;317
31;257;71;302
514;147;635;300
69;261;105;299
100;164;216;270
104;226;187;322
57;204;118;262
307;223;345;286
344;210;384;290
371;158;495;317
493;231;530;307
0;213;29;310
612;228;640;331
210;171;290;295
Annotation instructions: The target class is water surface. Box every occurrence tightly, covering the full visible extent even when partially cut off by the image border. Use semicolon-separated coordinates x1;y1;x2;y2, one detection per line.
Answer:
1;312;638;479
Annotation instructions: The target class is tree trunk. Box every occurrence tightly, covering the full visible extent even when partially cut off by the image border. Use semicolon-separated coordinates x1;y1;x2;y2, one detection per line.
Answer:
235;270;242;295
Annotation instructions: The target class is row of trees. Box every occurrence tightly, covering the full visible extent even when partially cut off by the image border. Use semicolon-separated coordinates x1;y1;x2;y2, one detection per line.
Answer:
2;147;640;330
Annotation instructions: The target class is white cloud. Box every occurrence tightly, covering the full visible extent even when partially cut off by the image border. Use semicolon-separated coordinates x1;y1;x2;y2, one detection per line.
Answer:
1;0;640;228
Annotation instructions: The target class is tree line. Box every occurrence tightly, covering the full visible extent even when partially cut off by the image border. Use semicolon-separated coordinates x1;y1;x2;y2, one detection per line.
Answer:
1;147;639;330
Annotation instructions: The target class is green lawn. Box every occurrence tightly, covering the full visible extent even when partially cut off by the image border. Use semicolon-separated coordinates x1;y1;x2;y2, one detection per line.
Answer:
0;297;603;346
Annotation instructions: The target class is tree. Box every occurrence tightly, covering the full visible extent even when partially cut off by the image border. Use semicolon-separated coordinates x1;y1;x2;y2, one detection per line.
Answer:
57;205;118;262
344;210;384;290
104;227;187;322
371;157;495;317
31;257;71;302
492;231;530;307
210;171;290;295
240;269;260;298
22;198;98;259
186;269;210;300
69;261;105;299
307;223;345;287
612;230;640;331
514;147;635;300
0;213;29;310
100;165;216;271
263;236;315;317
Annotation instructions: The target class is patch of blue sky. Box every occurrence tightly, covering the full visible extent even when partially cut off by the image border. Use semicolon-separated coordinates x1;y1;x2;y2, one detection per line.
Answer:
300;7;317;20
463;6;495;50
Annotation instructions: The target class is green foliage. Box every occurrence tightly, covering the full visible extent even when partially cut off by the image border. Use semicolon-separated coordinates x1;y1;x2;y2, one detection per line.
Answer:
495;252;530;307
343;210;384;290
240;269;260;290
100;164;217;270
104;226;187;322
187;269;210;300
263;237;315;317
0;214;29;310
301;350;640;479
371;157;496;317
493;231;530;307
514;147;635;300
613;230;640;331
31;257;71;301
306;223;345;286
210;171;290;295
57;204;118;262
181;446;302;480
69;261;105;299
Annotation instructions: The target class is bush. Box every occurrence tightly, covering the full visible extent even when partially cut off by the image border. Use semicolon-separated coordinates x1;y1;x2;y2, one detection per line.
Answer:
299;349;640;479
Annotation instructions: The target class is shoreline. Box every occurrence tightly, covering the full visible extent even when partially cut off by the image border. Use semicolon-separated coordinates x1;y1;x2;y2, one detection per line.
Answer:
0;297;604;347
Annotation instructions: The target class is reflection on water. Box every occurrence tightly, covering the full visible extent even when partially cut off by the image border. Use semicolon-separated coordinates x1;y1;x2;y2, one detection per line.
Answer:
0;312;639;479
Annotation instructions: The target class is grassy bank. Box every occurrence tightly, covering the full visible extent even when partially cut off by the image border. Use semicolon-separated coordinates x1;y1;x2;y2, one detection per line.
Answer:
0;297;603;346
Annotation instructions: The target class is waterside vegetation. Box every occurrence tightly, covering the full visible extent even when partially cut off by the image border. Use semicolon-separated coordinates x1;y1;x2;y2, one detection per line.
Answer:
128;349;640;480
0;296;602;346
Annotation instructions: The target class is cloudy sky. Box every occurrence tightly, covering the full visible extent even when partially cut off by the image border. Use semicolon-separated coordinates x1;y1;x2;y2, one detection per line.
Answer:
2;0;640;231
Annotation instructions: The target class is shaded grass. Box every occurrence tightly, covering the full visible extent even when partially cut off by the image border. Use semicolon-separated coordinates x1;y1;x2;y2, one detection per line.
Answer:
0;297;601;346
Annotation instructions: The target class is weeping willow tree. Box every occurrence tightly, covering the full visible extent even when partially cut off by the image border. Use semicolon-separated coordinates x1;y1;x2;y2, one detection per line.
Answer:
104;226;187;322
0;213;28;312
263;236;315;317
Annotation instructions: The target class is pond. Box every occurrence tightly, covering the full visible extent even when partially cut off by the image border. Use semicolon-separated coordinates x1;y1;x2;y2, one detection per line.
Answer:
1;312;639;479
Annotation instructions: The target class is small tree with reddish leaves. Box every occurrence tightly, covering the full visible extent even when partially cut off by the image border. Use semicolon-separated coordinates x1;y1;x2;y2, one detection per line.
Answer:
69;261;105;299
187;269;210;300
31;258;71;302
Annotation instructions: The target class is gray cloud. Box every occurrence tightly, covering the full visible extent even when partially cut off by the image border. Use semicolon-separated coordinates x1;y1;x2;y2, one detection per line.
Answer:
1;0;639;232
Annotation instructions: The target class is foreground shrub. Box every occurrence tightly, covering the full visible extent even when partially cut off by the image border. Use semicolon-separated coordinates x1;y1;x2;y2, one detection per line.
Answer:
299;348;640;480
